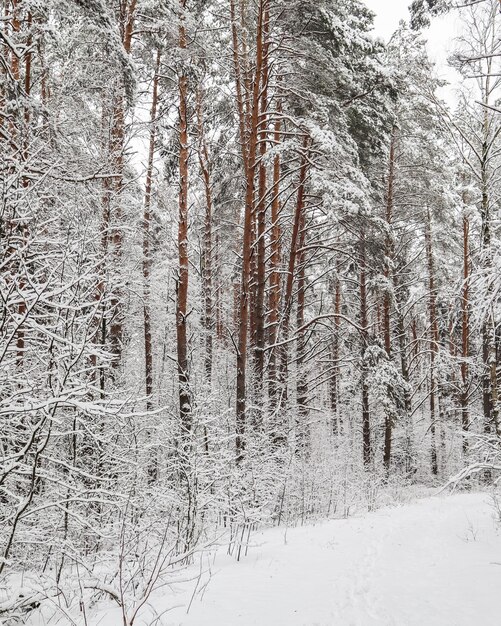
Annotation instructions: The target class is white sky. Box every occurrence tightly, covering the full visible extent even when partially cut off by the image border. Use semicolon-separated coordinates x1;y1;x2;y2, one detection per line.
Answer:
363;0;463;105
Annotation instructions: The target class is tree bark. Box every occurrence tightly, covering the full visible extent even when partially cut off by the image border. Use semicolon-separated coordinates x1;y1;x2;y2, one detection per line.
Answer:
143;50;161;415
460;207;470;457
108;0;136;369
330;262;342;435
267;89;282;408
177;0;192;437
252;5;270;400
383;124;397;471
395;297;413;473
479;99;500;438
278;136;310;415
425;207;439;476
196;86;214;382
296;205;308;452
235;0;266;459
11;0;27;368
360;229;371;467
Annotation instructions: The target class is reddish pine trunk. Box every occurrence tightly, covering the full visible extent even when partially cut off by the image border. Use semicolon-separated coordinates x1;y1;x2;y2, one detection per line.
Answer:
267;92;282;406
235;0;266;459
23;11;32;159
177;0;191;436
229;0;249;173
252;6;270;396
11;1;20;81
278;137;310;414
143;50;161;411
108;0;136;367
296;207;308;451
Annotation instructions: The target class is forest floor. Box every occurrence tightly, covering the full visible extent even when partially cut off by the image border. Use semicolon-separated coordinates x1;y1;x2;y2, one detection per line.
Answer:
26;490;501;626
163;490;501;626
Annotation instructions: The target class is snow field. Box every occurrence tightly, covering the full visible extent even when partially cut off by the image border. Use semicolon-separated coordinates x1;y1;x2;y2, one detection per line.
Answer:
25;491;501;625
164;492;501;626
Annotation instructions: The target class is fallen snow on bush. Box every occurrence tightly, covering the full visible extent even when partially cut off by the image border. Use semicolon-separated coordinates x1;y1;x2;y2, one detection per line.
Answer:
26;491;501;625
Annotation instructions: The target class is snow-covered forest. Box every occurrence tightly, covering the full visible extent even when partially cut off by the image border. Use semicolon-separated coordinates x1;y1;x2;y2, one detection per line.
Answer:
1;0;501;623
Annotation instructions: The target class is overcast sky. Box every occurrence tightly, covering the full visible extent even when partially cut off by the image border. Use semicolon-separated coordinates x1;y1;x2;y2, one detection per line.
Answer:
363;0;462;105
364;0;411;38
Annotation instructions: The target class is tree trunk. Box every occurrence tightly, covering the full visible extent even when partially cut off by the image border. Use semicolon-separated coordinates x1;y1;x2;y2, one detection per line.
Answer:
330;262;342;435
425;207;439;476
360;229;371;467
196;86;214;382
296;205;308;452
267;89;282;408
480;117;500;438
11;0;27;368
252;5;270;401
177;0;191;437
235;0;266;460
108;0;136;369
278;136;310;416
460;208;470;457
395;298;413;473
383;124;397;471
143;50;161;414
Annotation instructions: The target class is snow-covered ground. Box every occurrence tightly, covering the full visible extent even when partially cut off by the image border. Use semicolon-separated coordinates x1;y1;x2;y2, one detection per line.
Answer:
165;491;501;626
26;491;501;625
